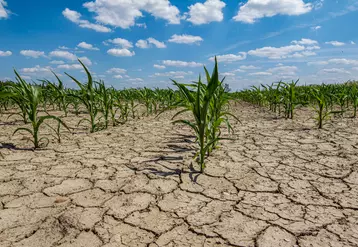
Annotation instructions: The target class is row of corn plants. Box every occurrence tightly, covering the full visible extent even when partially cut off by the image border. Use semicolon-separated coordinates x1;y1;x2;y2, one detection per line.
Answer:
235;80;358;128
0;60;183;148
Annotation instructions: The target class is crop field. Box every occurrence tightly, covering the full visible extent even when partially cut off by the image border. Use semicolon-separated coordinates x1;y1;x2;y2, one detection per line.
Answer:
0;61;358;247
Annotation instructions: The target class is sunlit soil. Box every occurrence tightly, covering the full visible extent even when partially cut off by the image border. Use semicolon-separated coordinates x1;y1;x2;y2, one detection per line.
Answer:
0;103;358;247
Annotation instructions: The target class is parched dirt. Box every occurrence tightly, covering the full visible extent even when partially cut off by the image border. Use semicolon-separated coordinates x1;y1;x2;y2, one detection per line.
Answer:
0;103;358;247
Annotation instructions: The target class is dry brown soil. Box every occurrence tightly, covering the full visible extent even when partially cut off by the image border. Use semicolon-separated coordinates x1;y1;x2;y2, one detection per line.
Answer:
0;103;358;247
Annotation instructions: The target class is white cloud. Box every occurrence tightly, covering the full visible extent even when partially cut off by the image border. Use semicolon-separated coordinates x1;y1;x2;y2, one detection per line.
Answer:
20;50;46;58
221;72;235;77
106;38;133;49
325;41;345;46
50;60;65;65
328;58;358;66
78;42;99;50
162;60;202;67
154;71;193;77
49;50;77;61
319;68;351;74
113;74;123;79
168;34;203;44
240;65;260;70
59;46;70;50
147;38;166;48
0;50;12;57
233;0;312;23
154;64;166;69
19;75;32;80
136;40;150;49
136;23;147;28
136;38;166;49
78;56;92;66
311;25;321;31
0;0;9;19
307;59;358;66
186;0;226;25
106;68;127;74
107;48;135;57
209;52;247;63
351;41;356;45
267;65;298;75
21;65;51;74
62;8;111;33
307;61;328;66
83;0;180;29
57;64;83;70
249;72;272;76
128;78;144;82
247;44;318;59
291;38;318;45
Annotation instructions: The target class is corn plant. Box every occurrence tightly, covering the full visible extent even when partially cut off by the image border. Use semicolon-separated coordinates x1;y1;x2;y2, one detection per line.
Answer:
310;85;332;129
66;60;99;133
43;72;69;116
172;58;235;172
350;83;358;118
11;71;69;148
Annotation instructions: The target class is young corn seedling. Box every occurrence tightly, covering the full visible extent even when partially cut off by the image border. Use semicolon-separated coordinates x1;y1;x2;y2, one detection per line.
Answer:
11;71;69;148
66;60;100;133
310;85;333;129
172;58;235;172
43;72;69;116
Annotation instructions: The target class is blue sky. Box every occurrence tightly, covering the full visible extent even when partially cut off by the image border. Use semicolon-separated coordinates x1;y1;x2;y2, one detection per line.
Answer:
1;0;358;90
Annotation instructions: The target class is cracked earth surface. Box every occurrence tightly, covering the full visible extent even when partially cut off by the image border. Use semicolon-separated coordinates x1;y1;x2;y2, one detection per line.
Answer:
0;103;358;247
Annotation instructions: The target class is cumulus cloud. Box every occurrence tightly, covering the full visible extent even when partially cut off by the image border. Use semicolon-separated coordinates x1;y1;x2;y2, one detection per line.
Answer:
83;0;180;29
240;65;260;70
106;68;127;74
62;8;111;32
0;0;9;19
319;68;351;74
325;41;346;46
147;38;166;48
57;64;83;70
49;50;77;61
107;48;135;57
136;40;150;49
153;71;193;78
168;34;203;44
248;42;319;59
136;38;166;49
0;50;12;57
308;58;358;66
162;60;202;67
77;42;99;50
233;0;312;23
106;38;133;49
209;52;247;63
20;50;46;58
186;0;226;25
50;60;65;65
291;38;318;45
21;65;52;73
249;72;272;76
154;64;166;69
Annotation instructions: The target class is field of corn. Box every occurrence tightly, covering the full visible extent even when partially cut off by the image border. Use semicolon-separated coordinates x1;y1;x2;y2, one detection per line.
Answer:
0;60;358;247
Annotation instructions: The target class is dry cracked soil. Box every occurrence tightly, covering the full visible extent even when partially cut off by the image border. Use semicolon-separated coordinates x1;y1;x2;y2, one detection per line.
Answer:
0;103;358;247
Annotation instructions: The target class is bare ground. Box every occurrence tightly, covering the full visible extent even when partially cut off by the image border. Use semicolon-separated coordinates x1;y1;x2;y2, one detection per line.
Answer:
0;103;358;247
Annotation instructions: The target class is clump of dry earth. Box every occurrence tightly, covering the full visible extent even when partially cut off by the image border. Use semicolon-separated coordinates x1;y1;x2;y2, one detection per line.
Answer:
0;103;357;246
